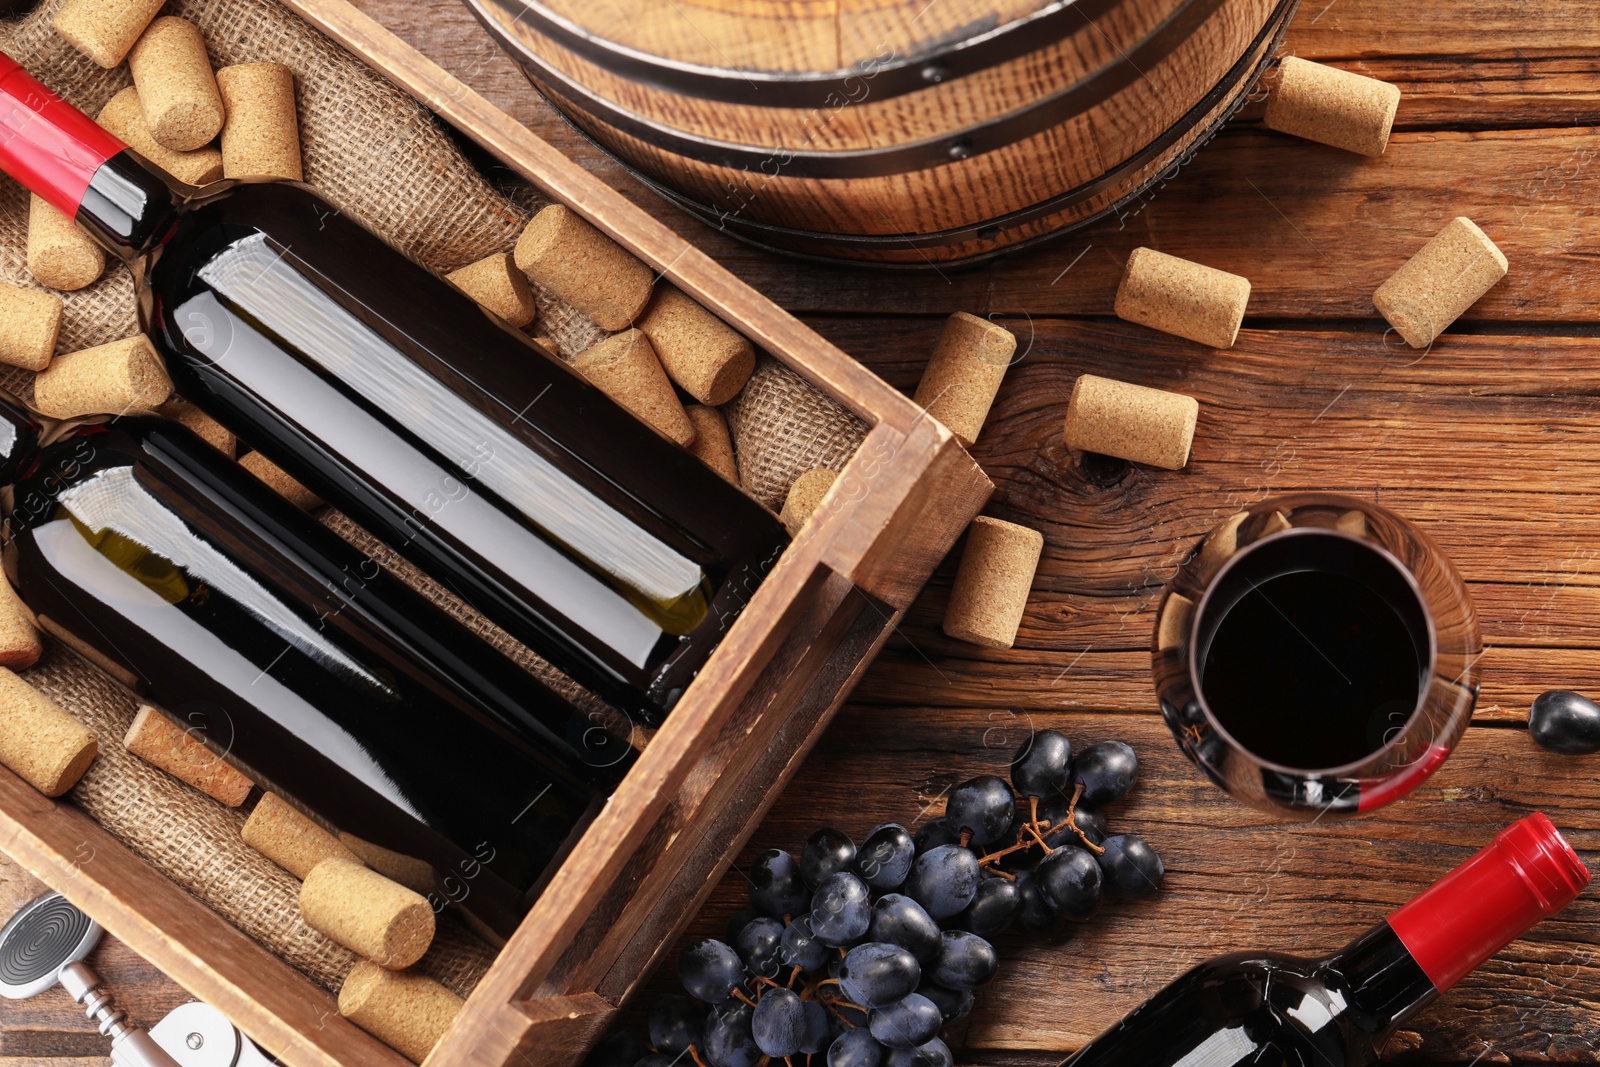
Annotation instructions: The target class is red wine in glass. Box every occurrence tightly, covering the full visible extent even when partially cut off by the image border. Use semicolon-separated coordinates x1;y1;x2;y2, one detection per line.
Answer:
1154;495;1480;817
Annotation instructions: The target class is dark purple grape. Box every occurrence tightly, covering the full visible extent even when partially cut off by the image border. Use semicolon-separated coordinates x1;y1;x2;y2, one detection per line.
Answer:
703;1003;761;1067
802;829;858;887
856;824;916;890
1037;846;1103;920
1011;729;1072;798
679;940;744;1005
839;942;921;1007
882;1037;952;1067
647;995;701;1055
1072;741;1139;805
828;1028;884;1067
1013;870;1060;934
956;875;1021;936
752;987;807;1057
723;908;757;944
1099;834;1164;899
928;930;997;991
749;850;811;918
636;1055;673;1067
946;775;1017;847
903;844;979;921
916;980;974;1023
810;871;872;945
1529;690;1600;754
733;916;785;980
799;1000;832;1054
912;817;961;853
781;914;830;972
584;1029;648;1067
867;894;942;963
868;994;942;1050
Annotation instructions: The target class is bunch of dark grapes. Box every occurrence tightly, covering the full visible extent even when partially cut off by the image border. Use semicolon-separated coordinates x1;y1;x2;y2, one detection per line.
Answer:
588;730;1162;1067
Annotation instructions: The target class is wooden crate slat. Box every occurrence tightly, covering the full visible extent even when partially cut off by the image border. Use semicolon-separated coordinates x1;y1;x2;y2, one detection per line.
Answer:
0;771;405;1067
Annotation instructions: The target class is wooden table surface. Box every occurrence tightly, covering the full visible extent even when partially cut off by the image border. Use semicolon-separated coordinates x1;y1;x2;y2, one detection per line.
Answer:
7;0;1600;1063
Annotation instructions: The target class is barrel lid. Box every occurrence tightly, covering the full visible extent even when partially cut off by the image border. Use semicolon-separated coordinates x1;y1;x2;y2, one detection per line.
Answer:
529;0;1060;73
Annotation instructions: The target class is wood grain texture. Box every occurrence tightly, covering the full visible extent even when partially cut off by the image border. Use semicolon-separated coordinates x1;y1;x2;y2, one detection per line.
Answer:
646;708;1600;1062
342;0;1600;1060
10;0;1600;1061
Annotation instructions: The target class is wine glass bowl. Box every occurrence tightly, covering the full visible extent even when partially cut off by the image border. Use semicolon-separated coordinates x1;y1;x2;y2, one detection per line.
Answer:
1153;493;1481;818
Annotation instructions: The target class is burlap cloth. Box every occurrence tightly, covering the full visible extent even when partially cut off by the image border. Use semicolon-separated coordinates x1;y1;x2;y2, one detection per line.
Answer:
0;0;868;1001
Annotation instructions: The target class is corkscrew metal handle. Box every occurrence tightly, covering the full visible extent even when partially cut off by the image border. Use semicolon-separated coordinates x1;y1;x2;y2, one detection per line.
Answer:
58;960;184;1067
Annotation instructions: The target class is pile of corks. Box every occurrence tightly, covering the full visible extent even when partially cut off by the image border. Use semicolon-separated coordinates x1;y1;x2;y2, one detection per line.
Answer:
912;57;1510;657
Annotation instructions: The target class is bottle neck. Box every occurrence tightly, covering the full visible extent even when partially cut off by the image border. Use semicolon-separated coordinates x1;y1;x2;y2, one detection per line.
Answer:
0;53;181;259
1329;812;1588;1035
1323;923;1437;1036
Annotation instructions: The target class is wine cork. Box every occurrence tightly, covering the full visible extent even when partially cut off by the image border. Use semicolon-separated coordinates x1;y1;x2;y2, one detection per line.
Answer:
780;469;838;536
636;287;755;405
1063;374;1199;470
339;833;436;894
53;0;166;67
159;400;236;456
0;283;63;372
0;668;96;797
0;573;41;671
300;858;435;969
242;792;362;879
1114;247;1250;350
123;704;254;807
685;405;739;484
240;451;323;511
98;87;224;187
339;961;463;1064
943;516;1044;650
128;18;226;152
1373;217;1508;349
215;63;304;182
34;335;173;419
572;330;695;447
1264;57;1401;158
912;312;1016;446
514;205;653;331
27;196;106;293
447;253;537;329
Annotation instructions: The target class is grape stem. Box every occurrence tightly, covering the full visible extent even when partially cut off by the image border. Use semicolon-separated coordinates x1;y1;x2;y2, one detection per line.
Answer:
689;1045;712;1067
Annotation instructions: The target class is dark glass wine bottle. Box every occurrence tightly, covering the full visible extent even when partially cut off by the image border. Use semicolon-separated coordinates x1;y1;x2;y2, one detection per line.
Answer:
1;397;631;938
0;54;790;723
1062;813;1589;1066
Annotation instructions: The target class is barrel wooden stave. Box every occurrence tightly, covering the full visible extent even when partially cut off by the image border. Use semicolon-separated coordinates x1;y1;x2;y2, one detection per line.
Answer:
493;4;1167;154
478;0;1292;263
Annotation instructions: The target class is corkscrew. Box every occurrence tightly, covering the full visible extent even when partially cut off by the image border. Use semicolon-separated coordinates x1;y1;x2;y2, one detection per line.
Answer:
0;891;271;1067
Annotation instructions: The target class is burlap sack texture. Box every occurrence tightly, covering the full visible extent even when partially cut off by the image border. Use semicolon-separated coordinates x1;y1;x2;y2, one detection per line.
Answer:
27;643;495;996
0;0;868;1003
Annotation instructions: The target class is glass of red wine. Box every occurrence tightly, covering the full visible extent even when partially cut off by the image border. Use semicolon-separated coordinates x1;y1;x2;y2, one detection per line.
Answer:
1153;493;1481;818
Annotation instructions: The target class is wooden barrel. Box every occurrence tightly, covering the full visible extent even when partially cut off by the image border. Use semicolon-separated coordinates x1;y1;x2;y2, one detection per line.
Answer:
466;0;1301;266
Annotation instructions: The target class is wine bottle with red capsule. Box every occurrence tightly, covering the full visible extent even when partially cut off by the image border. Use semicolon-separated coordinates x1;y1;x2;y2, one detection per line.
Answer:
0;54;789;724
1061;813;1589;1066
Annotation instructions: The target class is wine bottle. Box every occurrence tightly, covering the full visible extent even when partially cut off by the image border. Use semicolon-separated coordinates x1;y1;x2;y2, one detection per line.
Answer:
1062;813;1589;1065
2;397;630;938
0;54;790;723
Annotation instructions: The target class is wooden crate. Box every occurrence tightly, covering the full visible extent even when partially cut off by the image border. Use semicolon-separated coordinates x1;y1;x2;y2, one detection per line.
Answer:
0;2;992;1066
